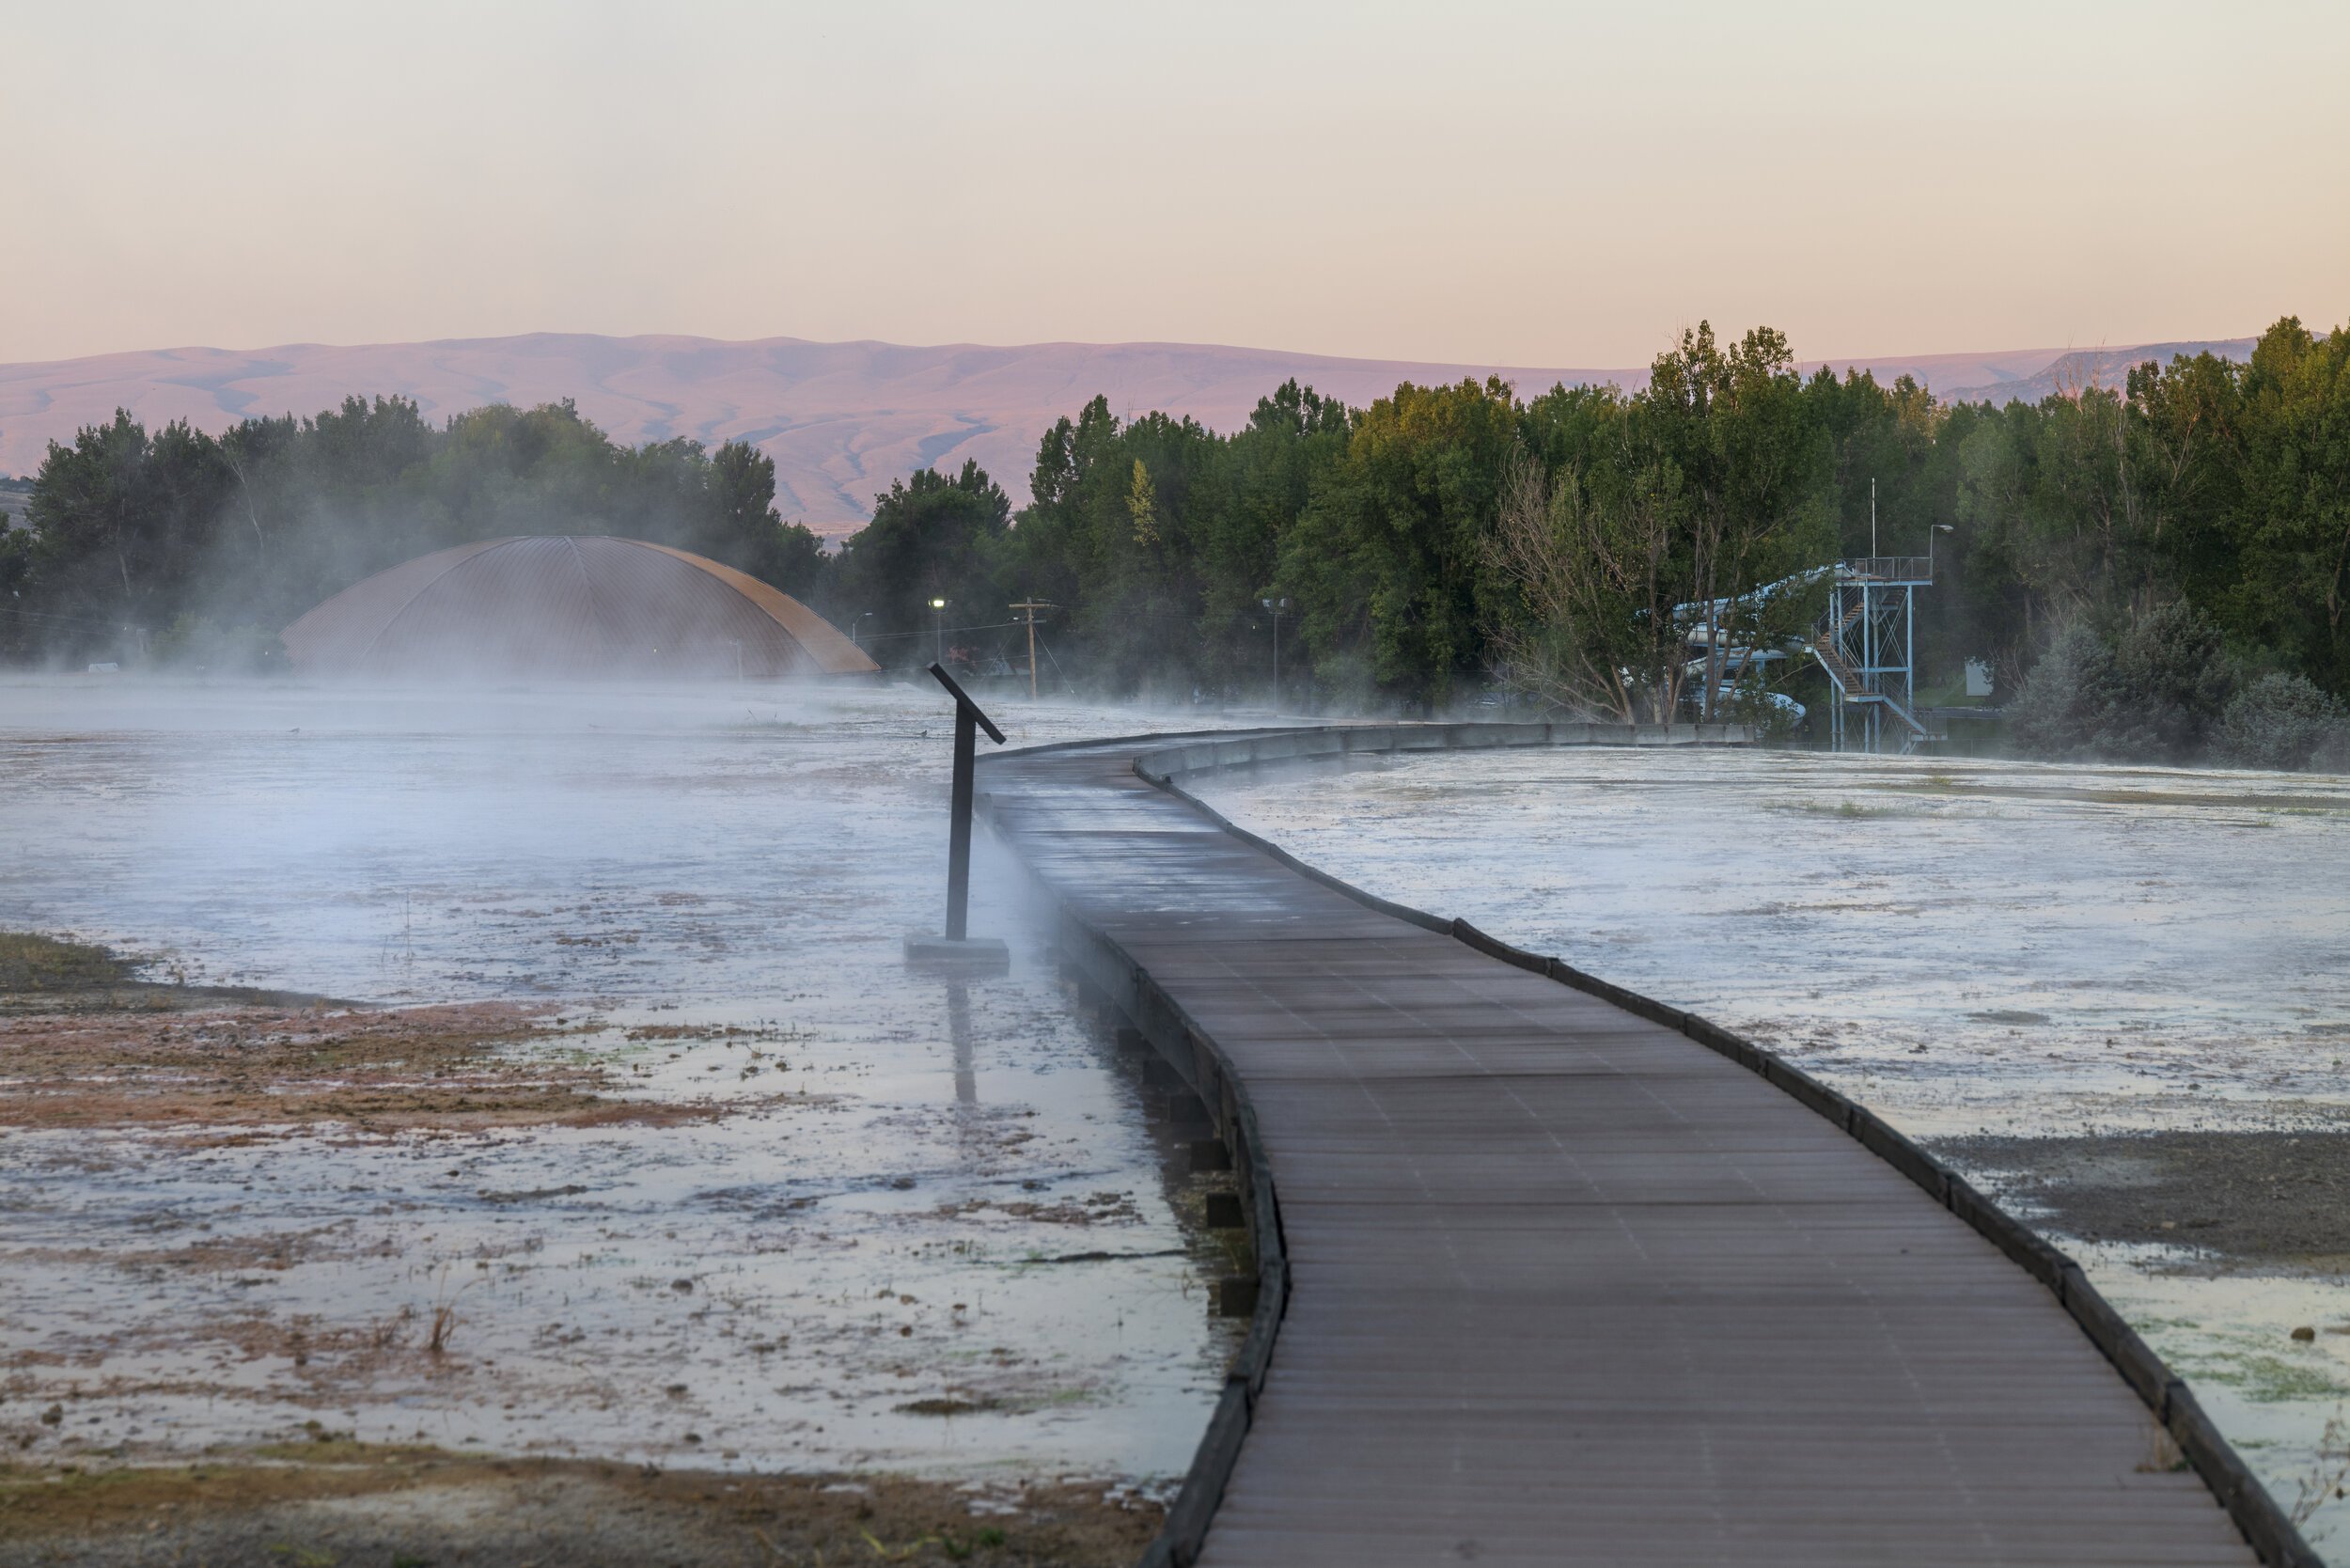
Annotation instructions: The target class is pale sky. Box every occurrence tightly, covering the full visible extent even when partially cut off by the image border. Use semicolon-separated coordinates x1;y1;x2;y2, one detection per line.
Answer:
5;0;2345;368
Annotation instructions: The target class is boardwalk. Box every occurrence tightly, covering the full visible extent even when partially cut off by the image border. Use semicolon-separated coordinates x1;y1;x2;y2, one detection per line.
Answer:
979;729;2283;1568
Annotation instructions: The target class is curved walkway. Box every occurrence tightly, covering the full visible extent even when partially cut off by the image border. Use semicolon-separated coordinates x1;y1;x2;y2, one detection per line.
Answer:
977;725;2301;1568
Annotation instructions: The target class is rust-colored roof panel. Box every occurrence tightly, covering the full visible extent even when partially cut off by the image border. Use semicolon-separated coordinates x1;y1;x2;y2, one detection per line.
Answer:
280;535;880;680
629;541;875;674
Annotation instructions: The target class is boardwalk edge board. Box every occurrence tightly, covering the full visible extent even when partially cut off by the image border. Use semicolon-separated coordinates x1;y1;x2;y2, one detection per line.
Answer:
1043;916;1289;1568
979;721;2317;1568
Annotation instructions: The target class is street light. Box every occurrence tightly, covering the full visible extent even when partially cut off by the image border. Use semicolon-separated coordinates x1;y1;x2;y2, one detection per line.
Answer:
1261;596;1291;709
929;598;948;666
1927;525;1955;578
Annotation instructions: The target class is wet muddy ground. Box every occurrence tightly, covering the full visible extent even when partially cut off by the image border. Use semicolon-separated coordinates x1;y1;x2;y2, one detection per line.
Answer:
0;678;1250;1564
0;941;645;1136
1199;745;2350;1552
1940;1131;2350;1269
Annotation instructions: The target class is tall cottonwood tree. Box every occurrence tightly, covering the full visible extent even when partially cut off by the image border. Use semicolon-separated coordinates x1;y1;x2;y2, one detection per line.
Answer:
1483;443;1693;722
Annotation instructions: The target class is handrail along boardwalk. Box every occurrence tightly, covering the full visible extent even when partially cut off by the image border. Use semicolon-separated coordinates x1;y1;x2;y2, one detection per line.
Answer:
975;722;2311;1568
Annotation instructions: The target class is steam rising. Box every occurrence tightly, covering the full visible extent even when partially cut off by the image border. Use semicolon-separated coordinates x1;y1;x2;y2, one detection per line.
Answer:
0;676;1255;1476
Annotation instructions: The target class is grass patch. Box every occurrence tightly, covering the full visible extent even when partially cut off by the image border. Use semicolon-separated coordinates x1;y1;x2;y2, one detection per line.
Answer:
894;1397;1001;1418
2234;1354;2350;1404
0;931;137;993
1773;800;1902;819
0;1455;1152;1564
247;1435;456;1466
1886;779;2350;811
2184;1349;2350;1404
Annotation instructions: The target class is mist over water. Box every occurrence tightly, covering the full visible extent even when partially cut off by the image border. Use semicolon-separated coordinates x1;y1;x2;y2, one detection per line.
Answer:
1196;746;2350;1134
0;676;1253;1483
10;682;2348;1541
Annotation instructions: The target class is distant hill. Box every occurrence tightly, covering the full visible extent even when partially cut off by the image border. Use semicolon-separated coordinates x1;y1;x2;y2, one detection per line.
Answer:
1934;339;2257;406
0;332;2258;535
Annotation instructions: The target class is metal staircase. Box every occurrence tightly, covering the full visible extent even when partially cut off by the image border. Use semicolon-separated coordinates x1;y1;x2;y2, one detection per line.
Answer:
1809;558;1935;754
1665;554;1939;754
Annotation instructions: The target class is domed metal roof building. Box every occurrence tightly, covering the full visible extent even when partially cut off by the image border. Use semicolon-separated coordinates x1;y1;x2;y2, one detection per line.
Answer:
282;536;878;680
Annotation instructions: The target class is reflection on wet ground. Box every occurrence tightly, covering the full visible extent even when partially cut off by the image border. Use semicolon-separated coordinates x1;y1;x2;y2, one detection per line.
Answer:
1198;745;2350;1551
0;679;1249;1495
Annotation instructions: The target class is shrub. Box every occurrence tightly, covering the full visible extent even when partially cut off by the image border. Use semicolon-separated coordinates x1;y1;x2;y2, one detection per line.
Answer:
1720;668;1806;740
2009;603;2236;762
2008;622;2114;760
152;614;288;675
2100;600;2237;760
2217;672;2350;771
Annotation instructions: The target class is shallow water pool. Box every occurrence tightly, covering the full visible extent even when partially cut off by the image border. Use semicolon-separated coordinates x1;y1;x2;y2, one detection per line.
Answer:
0;678;1246;1488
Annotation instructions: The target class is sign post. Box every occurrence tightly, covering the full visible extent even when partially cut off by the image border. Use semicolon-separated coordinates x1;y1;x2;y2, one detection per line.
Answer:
905;662;1010;971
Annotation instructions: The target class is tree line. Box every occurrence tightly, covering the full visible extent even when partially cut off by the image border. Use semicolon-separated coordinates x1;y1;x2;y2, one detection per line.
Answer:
5;316;2344;765
835;314;2348;762
0;397;824;667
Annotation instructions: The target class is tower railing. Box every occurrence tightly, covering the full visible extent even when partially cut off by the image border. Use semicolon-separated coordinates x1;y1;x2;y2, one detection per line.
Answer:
1841;557;1935;584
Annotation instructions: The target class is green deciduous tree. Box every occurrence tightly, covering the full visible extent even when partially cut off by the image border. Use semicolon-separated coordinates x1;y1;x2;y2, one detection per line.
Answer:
20;314;2350;768
8;398;831;667
829;460;1011;663
1277;377;1519;709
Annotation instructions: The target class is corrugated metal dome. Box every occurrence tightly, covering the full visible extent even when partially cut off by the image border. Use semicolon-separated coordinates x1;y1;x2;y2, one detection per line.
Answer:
282;536;878;680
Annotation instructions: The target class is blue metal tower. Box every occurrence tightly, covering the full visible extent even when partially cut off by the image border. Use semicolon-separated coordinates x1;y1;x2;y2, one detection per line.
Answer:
1810;557;1934;753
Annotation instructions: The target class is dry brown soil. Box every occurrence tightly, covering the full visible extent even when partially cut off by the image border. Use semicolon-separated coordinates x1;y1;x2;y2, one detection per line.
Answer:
0;1445;1158;1566
0;933;720;1136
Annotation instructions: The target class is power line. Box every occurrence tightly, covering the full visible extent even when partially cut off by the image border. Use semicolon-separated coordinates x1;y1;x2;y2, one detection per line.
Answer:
1034;623;1072;694
0;604;141;630
854;619;1027;643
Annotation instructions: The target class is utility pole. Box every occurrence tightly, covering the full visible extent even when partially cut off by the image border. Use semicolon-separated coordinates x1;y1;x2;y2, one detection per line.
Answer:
1009;599;1057;698
1261;596;1290;709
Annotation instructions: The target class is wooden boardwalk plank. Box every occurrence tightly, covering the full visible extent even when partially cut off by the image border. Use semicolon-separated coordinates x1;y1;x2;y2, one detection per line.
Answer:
980;739;2262;1566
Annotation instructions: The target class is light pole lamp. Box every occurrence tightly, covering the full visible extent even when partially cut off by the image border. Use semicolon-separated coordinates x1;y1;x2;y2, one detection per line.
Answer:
1927;525;1955;578
929;597;948;665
